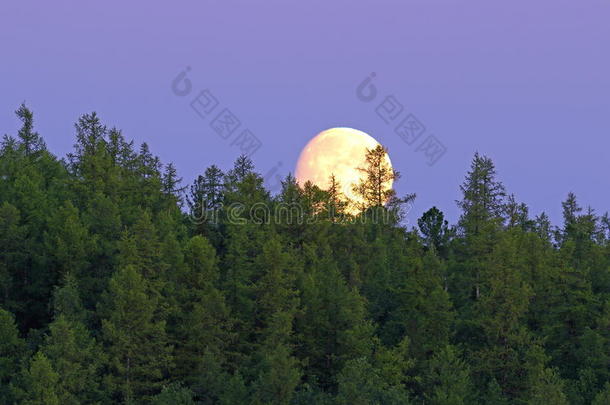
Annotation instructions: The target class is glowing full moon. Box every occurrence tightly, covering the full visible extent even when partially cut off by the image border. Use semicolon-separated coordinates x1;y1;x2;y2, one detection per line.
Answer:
295;127;393;213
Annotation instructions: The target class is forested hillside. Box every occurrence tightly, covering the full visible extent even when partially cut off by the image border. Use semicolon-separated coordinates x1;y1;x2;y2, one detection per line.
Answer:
2;105;610;404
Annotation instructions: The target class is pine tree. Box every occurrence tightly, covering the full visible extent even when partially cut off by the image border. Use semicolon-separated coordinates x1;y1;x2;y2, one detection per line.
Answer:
325;174;348;221
217;372;249;405
41;315;104;404
353;145;396;209
418;206;451;255
117;211;169;303
371;336;415;395
6;104;610;402
534;212;553;243
592;382;610;405
275;174;306;239
504;194;533;231
10;165;57;330
468;231;537;399
151;383;195;405
251;341;302;405
80;191;122;304
485;378;509;405
295;248;374;389
250;237;302;403
15;103;46;156
0;308;26;403
188;165;224;212
106;127;136;167
389;247;454;360
542;241;597;380
572;327;610;402
335;356;412;405
300;180;328;222
226;154;255;185
16;351;61;405
424;345;475;405
526;367;569;405
161;162;183;204
99;265;172;402
457;152;506;235
43;200;91;279
453;153;506;304
171;236;233;387
187;165;224;244
0;202;26;313
560;192;582;243
352;145;414;218
223;155;269;211
67;112;108;178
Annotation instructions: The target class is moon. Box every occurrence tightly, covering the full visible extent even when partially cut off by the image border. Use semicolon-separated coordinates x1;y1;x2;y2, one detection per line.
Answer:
295;127;393;214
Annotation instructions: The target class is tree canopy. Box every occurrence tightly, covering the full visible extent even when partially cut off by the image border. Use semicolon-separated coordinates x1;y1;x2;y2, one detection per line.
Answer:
1;105;610;404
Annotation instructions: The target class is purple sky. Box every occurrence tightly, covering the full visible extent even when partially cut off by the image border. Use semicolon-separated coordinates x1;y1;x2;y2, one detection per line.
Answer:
1;0;609;226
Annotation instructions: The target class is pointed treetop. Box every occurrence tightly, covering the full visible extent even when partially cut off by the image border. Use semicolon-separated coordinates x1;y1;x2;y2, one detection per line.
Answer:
15;103;46;156
457;152;506;234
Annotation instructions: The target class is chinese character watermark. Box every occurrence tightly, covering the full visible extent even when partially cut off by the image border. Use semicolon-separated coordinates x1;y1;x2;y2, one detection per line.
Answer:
356;72;447;166
171;66;262;158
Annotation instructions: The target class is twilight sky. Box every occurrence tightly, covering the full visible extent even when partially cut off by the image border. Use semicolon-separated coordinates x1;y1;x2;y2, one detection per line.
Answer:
1;0;608;226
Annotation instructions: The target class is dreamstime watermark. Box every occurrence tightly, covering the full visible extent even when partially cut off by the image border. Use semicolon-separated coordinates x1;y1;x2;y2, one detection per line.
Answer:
356;73;447;166
262;160;284;193
189;200;413;226
170;67;286;192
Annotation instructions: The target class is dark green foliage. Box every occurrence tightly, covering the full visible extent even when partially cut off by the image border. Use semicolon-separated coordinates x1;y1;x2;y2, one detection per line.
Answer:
0;203;26;314
2;106;610;404
14;352;60;405
457;152;506;235
15;104;46;157
424;345;475;405
418;206;452;255
335;356;412;405
0;308;26;403
40;315;104;404
295;249;374;389
151;383;196;405
592;382;610;405
527;367;569;405
99;265;172;402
